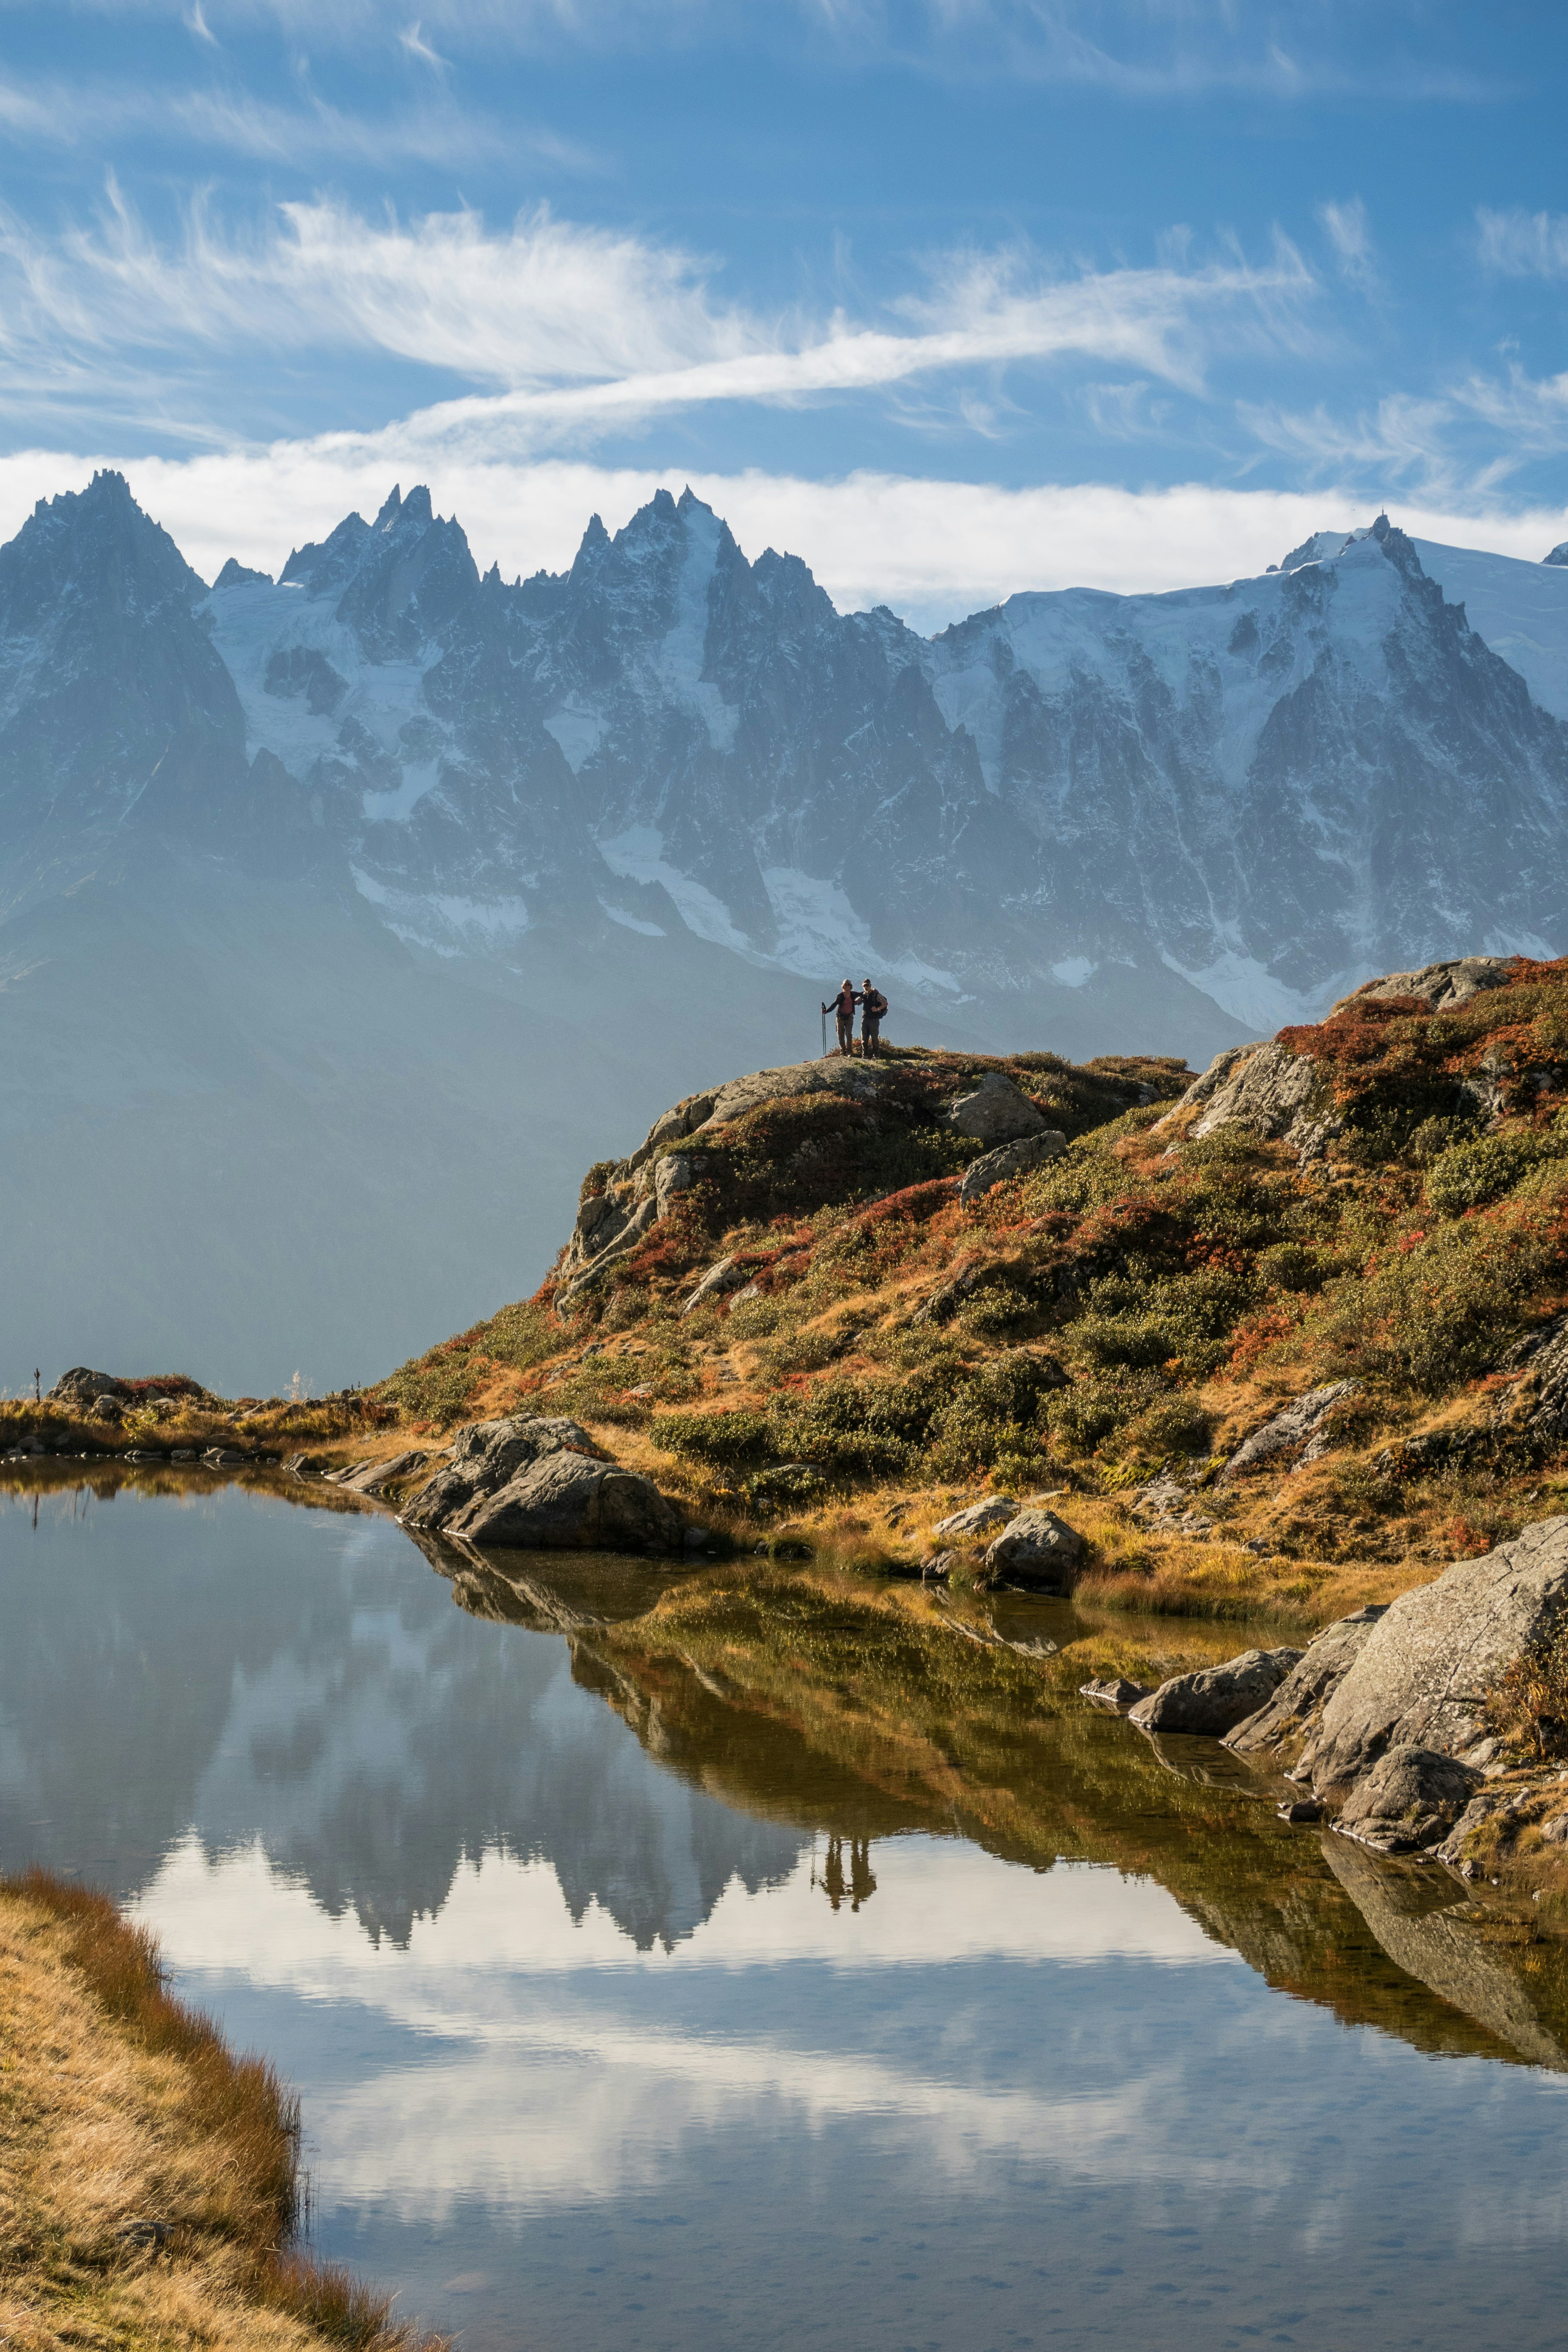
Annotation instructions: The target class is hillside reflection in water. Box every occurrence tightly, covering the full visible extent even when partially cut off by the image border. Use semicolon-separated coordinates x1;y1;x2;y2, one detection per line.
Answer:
3;1478;1567;2352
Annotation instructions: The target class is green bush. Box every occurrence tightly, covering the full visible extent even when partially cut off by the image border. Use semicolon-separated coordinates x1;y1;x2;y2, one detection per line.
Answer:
649;1408;773;1466
1425;1133;1537;1217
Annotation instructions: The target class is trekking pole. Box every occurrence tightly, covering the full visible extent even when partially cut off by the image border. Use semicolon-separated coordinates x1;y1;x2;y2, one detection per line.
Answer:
821;1003;827;1057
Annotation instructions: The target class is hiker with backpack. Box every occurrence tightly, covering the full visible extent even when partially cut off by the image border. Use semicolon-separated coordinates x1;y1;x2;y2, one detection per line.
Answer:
860;977;888;1057
823;978;860;1056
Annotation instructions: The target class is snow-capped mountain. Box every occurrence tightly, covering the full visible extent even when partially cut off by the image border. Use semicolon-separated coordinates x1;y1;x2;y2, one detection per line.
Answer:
195;479;1568;1033
5;468;1568;1383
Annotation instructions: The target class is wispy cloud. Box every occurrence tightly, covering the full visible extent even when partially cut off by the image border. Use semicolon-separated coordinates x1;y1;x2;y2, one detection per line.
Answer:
0;444;1559;632
0;188;1321;450
0;66;579;168
16;0;1513;100
1318;196;1379;293
1475;206;1568;278
397;17;449;67
184;1;218;41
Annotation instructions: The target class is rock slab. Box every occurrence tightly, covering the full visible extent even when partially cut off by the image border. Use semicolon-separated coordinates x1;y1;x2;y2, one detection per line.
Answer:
946;1072;1048;1146
1334;1744;1483;1853
1225;1608;1386;1758
957;1130;1068;1204
1302;1514;1568;1792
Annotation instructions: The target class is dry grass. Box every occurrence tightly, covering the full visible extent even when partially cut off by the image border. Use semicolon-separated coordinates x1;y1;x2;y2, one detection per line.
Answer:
0;1870;447;2352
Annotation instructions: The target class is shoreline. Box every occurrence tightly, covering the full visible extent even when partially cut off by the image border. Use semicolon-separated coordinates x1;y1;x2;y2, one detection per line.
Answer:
0;1869;444;2352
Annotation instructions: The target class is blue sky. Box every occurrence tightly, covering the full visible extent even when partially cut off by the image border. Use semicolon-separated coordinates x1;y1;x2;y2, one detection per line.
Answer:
1;0;1566;624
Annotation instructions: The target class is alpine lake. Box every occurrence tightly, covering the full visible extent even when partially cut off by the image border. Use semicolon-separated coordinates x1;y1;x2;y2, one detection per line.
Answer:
4;1467;1567;2352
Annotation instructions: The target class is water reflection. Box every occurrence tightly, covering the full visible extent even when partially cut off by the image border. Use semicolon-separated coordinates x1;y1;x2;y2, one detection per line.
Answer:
4;1479;1568;2352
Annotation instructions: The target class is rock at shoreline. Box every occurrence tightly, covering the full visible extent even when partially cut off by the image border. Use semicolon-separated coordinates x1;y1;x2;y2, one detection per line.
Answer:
336;1448;431;1496
978;1508;1084;1589
1334;1744;1483;1853
1081;1676;1151;1707
453;1450;685;1552
1300;1515;1568;1793
404;1412;682;1554
1129;1647;1303;1736
956;1130;1068;1204
1224;1606;1387;1759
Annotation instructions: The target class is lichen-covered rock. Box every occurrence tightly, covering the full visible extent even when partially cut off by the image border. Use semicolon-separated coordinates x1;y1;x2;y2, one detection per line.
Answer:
1152;1039;1337;1161
956;1129;1067;1203
946;1071;1048;1146
1491;1314;1568;1453
681;1256;749;1315
1334;1744;1483;1853
1329;957;1513;1015
1129;1647;1303;1736
1225;1607;1386;1759
1301;1516;1568;1794
1223;1382;1361;1477
932;1496;1016;1540
977;1507;1084;1589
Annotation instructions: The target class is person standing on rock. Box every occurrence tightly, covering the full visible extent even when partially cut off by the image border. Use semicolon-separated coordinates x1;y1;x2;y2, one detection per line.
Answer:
860;977;888;1058
822;978;859;1056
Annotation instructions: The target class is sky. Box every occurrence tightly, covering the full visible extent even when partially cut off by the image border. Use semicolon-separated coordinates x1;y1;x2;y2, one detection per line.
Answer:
1;0;1567;628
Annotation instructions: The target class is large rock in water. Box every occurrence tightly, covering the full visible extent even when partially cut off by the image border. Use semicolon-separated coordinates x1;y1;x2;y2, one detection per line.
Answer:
1300;1516;1568;1794
405;1414;683;1553
1129;1647;1302;1736
1224;1608;1386;1760
1334;1745;1482;1853
977;1508;1084;1589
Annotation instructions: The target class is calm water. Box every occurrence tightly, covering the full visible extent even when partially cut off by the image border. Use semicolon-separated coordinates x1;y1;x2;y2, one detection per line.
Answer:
3;1475;1567;2352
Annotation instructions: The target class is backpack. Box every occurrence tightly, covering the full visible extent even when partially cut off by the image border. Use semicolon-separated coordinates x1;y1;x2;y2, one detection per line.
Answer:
864;989;888;1020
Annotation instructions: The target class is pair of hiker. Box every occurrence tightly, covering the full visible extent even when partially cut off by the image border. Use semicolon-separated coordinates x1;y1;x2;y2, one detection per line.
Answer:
822;977;888;1058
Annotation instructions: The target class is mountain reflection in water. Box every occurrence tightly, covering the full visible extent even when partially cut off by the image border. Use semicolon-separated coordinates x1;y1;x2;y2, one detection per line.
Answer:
4;1476;1568;2352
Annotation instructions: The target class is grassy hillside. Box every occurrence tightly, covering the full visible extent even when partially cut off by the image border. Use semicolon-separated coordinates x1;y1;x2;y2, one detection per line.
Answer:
373;961;1568;1624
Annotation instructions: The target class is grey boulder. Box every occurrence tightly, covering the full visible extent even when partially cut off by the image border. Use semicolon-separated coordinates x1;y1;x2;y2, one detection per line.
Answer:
946;1072;1049;1146
1129;1647;1303;1736
404;1414;597;1528
453;1450;684;1553
932;1496;1016;1540
1300;1515;1568;1793
1081;1677;1151;1707
1222;1382;1360;1476
957;1130;1068;1204
682;1256;750;1315
1334;1744;1483;1853
978;1508;1084;1589
49;1367;129;1406
404;1411;682;1554
1224;1606;1386;1759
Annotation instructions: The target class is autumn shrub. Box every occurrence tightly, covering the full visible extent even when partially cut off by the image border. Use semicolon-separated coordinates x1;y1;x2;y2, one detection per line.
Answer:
649;1407;773;1467
1486;1620;1568;1759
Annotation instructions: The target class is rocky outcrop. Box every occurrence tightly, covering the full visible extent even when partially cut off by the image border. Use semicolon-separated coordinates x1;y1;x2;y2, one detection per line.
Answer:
1335;1745;1482;1853
1222;1381;1360;1477
1298;1516;1568;1793
977;1507;1084;1589
681;1256;750;1315
956;1129;1067;1203
946;1072;1047;1146
1329;956;1513;1016
1128;1647;1302;1736
1491;1314;1568;1453
404;1412;683;1553
1225;1607;1386;1761
1153;1039;1339;1162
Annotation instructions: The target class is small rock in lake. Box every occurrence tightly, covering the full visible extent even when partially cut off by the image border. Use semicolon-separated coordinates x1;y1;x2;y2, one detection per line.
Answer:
1080;1677;1151;1707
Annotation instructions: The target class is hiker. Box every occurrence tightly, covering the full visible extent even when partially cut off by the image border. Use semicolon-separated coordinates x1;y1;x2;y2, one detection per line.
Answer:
860;976;888;1058
822;977;859;1057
